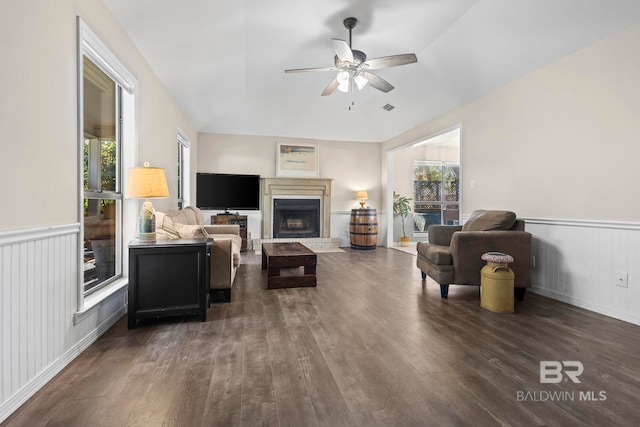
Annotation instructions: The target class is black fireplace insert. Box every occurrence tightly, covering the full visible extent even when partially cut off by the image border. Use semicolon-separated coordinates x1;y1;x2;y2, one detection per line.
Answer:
273;198;320;238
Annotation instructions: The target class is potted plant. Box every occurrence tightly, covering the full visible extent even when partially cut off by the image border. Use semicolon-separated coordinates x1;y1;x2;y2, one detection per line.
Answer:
393;191;412;246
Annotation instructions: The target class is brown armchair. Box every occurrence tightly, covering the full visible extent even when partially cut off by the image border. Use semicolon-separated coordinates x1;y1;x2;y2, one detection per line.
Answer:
416;210;532;299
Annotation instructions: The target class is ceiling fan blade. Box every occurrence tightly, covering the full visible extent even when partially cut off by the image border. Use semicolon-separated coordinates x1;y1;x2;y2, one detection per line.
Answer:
285;66;335;73
362;72;394;93
321;78;339;96
332;38;354;63
364;53;417;70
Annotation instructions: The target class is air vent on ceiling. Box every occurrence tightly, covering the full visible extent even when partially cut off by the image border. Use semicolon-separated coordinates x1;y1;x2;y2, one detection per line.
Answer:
382;103;395;111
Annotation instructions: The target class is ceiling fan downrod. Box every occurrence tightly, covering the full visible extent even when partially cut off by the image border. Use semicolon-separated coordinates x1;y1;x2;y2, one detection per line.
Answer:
343;17;357;48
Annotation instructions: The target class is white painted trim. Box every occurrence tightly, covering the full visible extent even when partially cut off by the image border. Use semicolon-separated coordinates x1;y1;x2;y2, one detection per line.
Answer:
0;224;80;246
177;127;191;148
0;306;125;423
522;217;640;230
530;286;640;326
385;150;394;248
78;19;136;94
74;279;128;324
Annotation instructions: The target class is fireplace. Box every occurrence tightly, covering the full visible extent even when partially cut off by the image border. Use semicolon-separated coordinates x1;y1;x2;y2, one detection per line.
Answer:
261;177;332;239
273;198;320;238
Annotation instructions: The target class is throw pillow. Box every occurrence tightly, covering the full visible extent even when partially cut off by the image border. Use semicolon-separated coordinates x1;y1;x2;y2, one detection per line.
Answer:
462;210;516;231
155;211;180;239
174;223;209;239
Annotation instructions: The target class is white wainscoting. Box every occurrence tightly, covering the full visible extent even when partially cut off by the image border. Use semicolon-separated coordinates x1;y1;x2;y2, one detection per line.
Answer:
0;225;127;423
525;218;640;326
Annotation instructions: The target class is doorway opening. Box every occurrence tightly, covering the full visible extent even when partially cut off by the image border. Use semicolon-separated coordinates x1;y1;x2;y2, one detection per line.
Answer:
386;127;461;252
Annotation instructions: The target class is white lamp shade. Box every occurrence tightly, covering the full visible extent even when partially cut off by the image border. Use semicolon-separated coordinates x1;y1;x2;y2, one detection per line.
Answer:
356;190;368;200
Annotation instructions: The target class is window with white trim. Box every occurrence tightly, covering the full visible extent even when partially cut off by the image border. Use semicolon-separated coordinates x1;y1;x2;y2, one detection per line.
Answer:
78;19;136;296
177;129;191;209
413;161;460;232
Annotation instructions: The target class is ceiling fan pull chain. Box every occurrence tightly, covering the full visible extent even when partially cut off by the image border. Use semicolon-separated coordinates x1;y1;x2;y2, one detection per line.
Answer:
348;78;355;110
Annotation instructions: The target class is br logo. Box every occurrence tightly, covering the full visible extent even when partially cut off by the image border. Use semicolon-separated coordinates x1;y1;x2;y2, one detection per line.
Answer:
540;361;584;383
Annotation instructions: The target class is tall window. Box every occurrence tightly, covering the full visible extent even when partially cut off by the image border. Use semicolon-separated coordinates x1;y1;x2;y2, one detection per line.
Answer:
79;19;136;298
177;129;191;209
82;56;121;293
413;161;460;232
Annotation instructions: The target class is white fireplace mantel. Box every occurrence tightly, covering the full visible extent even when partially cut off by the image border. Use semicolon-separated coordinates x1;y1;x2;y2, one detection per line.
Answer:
261;177;332;238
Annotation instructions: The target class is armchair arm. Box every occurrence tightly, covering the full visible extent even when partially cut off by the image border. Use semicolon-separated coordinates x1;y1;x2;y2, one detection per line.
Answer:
450;230;532;287
204;224;240;236
427;225;463;246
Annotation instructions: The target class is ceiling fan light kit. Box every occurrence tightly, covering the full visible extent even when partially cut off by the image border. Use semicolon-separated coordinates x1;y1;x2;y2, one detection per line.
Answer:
285;17;417;107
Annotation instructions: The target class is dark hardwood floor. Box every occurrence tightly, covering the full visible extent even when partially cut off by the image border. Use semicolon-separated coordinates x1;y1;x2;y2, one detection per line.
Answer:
4;248;640;426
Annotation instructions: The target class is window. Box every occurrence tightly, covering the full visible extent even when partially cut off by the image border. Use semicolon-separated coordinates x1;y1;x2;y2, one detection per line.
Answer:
82;56;121;293
78;19;136;298
413;161;460;232
177;129;191;209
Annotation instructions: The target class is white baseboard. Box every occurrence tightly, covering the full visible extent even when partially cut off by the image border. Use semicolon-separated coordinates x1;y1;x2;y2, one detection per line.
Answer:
529;287;640;326
0;306;126;423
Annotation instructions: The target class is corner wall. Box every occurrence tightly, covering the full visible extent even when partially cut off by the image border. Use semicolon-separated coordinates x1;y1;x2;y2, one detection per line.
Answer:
382;23;640;324
0;0;197;421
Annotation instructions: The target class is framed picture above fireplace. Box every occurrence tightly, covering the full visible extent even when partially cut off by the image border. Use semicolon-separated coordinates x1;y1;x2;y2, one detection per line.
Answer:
276;143;319;177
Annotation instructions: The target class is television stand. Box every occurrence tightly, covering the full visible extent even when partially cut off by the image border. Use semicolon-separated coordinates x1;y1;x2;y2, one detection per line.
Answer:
211;214;248;251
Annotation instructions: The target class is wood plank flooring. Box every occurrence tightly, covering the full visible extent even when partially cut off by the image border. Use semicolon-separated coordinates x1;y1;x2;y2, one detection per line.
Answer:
3;247;640;426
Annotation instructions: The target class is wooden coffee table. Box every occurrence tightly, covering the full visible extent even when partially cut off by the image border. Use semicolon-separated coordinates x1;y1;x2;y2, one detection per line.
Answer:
262;242;317;289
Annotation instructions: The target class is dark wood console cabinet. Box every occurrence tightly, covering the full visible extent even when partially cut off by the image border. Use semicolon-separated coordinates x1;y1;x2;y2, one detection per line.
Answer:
211;214;248;251
128;238;211;329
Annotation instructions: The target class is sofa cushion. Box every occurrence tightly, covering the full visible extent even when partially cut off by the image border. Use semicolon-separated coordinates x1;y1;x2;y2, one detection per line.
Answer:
462;210;516;232
417;242;453;265
179;206;204;226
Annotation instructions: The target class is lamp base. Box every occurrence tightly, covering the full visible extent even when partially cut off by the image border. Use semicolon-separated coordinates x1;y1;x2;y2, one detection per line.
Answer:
359;201;366;208
138;200;157;242
138;232;157;242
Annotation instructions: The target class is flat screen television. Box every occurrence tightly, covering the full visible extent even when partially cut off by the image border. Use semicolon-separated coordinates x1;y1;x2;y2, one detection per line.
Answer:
196;173;261;210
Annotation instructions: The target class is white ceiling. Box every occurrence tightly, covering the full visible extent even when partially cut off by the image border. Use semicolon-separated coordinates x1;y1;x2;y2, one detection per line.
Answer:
102;0;640;142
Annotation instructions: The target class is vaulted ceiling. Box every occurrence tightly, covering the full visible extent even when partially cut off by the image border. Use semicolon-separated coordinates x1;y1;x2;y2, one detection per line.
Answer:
103;0;640;142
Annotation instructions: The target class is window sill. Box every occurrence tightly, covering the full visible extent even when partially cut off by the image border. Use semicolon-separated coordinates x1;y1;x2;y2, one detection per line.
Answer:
73;277;128;325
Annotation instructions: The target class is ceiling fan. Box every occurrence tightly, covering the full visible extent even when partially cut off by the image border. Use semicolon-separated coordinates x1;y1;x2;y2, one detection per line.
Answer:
285;17;418;98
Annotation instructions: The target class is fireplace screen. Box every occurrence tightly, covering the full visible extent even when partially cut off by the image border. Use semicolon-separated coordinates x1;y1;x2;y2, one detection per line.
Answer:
273;198;320;238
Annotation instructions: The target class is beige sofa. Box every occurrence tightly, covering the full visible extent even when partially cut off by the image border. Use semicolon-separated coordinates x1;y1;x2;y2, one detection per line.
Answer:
155;206;241;302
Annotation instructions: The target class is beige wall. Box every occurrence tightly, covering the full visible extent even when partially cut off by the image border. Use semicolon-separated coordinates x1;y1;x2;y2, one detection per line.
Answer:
197;133;382;212
383;22;640;222
0;0;197;231
0;0;199;420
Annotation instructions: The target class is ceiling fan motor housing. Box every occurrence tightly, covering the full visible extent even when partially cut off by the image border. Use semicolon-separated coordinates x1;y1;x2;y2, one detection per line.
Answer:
334;50;367;68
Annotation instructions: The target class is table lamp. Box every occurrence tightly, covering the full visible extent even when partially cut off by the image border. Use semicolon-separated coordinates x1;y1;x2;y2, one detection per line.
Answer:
356;190;368;208
126;162;169;242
